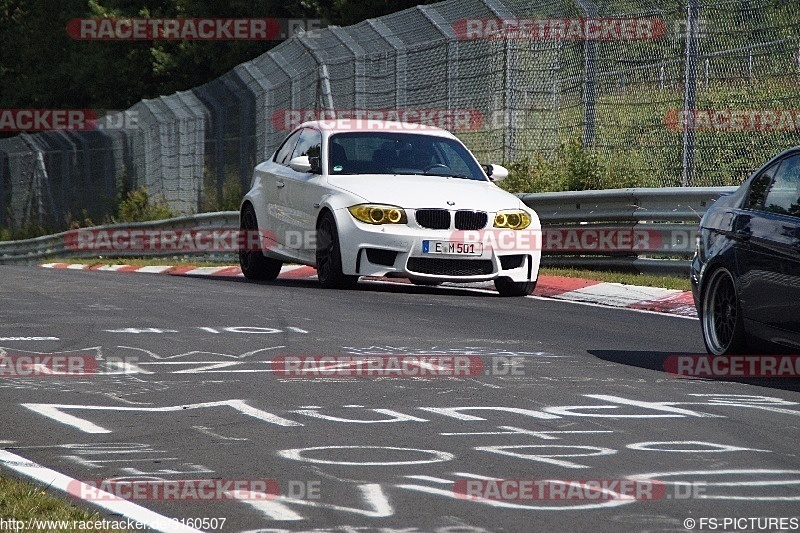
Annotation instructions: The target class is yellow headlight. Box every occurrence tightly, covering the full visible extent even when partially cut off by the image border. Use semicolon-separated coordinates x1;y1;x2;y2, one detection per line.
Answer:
348;204;408;225
494;210;531;229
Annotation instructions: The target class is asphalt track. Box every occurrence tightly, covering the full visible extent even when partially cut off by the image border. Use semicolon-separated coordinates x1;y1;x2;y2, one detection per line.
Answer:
1;265;799;533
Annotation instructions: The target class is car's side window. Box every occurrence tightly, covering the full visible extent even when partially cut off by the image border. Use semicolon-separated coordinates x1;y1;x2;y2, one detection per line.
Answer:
291;128;322;162
746;163;778;210
273;129;303;165
435;141;473;177
764;154;800;217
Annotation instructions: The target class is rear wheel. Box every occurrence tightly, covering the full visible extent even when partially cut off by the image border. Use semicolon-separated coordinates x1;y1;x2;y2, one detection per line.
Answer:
239;204;282;281
701;267;747;355
494;277;536;297
316;212;358;289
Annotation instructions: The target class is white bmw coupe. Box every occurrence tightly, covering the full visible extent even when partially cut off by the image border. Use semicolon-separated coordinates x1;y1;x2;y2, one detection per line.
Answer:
239;120;541;296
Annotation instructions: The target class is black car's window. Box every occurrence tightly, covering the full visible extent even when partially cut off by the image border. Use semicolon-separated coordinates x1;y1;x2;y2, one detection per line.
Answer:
292;128;322;161
273;129;302;165
764;154;800;217
327;132;487;181
747;163;777;210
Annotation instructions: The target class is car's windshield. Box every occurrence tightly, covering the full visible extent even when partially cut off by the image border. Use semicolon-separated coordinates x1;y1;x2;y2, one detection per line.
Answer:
327;132;487;181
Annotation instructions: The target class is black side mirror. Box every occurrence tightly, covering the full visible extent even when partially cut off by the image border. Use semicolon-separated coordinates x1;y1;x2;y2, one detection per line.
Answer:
482;164;494;179
309;156;322;174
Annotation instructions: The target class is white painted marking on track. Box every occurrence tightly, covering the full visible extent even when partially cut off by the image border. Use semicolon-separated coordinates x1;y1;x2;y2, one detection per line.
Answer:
279;446;454;466
22;400;303;433
0;450;201;532
239;484;393;521
0;337;59;341
192;425;248;441
556;283;678;307
183;266;229;275
402;475;453;484
395;483;634;510
584;395;722;418
135;265;173;273
626;441;769;453
452;472;503;480
117;345;284;360
627;469;800;501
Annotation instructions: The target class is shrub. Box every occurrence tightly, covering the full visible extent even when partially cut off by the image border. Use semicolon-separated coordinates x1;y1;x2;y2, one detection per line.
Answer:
116;187;174;223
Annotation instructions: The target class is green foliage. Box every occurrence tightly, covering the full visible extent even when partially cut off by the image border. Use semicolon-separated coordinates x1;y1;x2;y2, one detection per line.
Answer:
0;0;441;117
115;187;174;223
0;475;127;531
500;140;654;194
201;171;244;212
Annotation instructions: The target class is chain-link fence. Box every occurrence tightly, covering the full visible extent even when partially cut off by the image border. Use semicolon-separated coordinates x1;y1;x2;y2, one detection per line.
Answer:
1;0;798;233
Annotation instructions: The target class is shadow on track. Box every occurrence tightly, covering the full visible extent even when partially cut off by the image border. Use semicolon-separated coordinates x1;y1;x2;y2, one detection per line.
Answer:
589;349;800;392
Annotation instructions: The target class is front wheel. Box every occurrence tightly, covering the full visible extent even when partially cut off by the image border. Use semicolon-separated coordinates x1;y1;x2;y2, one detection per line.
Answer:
700;267;747;355
494;277;536;297
239;205;282;281
316;212;359;289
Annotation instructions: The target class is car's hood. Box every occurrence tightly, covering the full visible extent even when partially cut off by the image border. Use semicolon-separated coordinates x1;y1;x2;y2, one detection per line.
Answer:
327;174;525;211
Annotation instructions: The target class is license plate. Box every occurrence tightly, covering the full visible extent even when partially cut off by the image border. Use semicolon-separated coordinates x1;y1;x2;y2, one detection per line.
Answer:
422;240;483;256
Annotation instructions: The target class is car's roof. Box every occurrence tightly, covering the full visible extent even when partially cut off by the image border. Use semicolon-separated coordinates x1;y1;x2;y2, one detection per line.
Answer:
297;119;457;138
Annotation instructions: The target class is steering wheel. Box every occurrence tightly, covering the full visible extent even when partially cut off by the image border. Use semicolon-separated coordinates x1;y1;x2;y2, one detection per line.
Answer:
423;164;450;174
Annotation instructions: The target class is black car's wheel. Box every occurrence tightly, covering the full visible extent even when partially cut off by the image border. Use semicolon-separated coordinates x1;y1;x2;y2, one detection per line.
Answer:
239;204;282;281
494;277;536;297
316;212;359;289
701;267;747;355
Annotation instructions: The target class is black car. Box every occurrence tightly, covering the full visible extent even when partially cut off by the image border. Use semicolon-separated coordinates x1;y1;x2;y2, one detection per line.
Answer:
691;146;800;355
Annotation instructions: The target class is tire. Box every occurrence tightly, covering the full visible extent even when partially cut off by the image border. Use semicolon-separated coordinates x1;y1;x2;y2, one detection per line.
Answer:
316;211;359;289
239;204;282;281
494;277;536;297
700;267;747;355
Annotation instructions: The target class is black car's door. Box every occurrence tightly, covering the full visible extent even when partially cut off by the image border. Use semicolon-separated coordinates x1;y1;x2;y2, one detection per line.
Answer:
736;153;800;343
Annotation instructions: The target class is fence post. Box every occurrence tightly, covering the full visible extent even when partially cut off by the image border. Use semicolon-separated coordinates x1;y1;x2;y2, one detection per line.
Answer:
575;0;597;148
681;0;699;187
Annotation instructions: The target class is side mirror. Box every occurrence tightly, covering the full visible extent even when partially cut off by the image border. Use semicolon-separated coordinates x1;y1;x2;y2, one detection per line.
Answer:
483;164;509;182
289;156;312;173
309;156;321;174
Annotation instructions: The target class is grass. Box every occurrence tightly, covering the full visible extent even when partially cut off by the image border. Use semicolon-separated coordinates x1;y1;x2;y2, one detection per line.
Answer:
539;267;691;291
0;475;127;532
49;257;691;291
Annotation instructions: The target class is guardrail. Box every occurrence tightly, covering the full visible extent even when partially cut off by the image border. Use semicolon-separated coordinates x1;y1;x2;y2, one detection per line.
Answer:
0;187;738;274
520;186;737;274
0;212;239;264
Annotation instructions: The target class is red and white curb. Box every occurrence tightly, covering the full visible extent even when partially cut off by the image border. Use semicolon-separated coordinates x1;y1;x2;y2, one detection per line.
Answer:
40;263;697;318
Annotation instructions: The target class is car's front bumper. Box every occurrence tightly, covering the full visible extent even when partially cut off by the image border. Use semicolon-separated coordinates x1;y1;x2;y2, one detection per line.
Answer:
335;210;541;283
